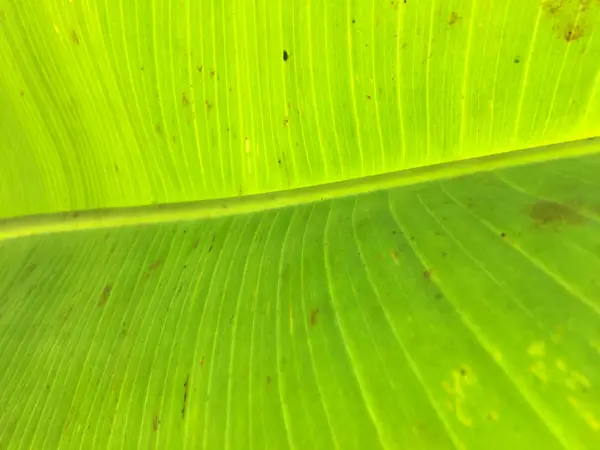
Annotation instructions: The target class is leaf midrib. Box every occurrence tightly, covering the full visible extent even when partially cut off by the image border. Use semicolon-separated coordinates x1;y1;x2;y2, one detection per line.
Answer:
1;137;598;242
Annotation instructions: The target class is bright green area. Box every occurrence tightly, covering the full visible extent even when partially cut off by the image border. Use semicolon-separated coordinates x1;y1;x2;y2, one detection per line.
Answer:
1;150;600;449
1;0;600;218
1;0;600;448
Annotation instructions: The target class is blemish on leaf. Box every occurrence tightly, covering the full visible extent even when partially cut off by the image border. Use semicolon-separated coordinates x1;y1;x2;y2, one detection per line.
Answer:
197;64;203;73
528;341;546;358
192;239;199;250
98;284;112;307
529;360;548;381
565;24;583;41
391;250;399;263
568;396;600;431
556;359;567;372
310;308;320;327
152;413;159;431
200;356;204;368
266;376;271;385
71;30;79;45
527;201;585;227
147;260;161;277
500;232;507;238
182;92;189;106
181;375;189;419
514;56;520;64
283;50;289;61
423;270;431;280
209;69;216;78
204;99;212;111
486;411;499;421
566;371;591;392
208;235;215;253
448;12;460;25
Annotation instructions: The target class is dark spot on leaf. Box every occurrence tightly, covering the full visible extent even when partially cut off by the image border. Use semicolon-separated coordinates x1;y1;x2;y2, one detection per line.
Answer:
310;308;320;327
152;413;159;431
204;99;212;111
200;356;204;368
98;284;112;307
208;235;215;253
423;270;431;280
197;64;203;73
114;164;119;172
210;69;216;78
448;12;460;25
155;123;162;135
182;92;189;106
181;375;189;419
366;94;372;100
283;117;289;127
500;232;507;238
71;30;80;45
283;50;289;61
20;90;24;97
147;260;161;277
514;56;520;63
352;19;356;24
460;367;467;376
266;376;271;385
192;239;199;250
527;201;585;227
565;24;583;41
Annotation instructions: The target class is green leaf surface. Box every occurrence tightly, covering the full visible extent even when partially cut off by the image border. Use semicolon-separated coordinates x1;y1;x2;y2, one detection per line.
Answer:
1;0;600;217
2;0;600;448
2;145;600;449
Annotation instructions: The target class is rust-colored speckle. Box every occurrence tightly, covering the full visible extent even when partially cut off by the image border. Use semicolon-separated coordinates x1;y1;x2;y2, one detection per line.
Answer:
565;24;583;41
448;12;460;25
147;260;161;277
152;413;159;431
423;270;431;280
527;201;585;227
182;92;189;106
310;308;320;327
71;30;79;45
200;356;205;368
98;284;112;307
192;239;199;250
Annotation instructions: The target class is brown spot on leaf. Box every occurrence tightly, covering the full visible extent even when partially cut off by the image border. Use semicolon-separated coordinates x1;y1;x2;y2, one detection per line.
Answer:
565;24;583;41
147;260;161;277
527;201;585;227
423;270;431;280
181;375;189;419
71;30;79;45
200;356;204;368
310;308;320;327
204;99;212;111
152;413;159;431
182;92;189;106
448;12;460;25
192;239;199;250
266;376;271;385
98;284;112;307
391;250;399;263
